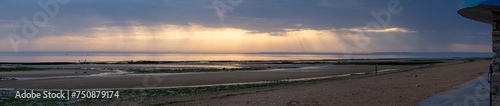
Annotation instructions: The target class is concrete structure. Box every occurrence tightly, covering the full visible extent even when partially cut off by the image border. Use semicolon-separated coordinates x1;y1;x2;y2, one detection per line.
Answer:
458;0;500;105
420;76;490;106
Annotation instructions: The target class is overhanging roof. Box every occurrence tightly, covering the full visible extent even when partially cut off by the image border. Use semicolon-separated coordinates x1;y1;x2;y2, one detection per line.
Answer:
458;0;500;24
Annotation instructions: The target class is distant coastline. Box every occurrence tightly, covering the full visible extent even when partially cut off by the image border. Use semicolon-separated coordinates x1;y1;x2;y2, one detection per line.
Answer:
0;52;491;63
0;51;492;56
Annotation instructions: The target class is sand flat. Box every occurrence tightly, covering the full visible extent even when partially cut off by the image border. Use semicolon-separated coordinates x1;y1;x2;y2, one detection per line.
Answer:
0;65;410;89
175;60;489;106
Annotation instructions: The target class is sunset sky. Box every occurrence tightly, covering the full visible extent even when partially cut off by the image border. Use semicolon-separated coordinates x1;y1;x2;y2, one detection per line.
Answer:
0;0;492;53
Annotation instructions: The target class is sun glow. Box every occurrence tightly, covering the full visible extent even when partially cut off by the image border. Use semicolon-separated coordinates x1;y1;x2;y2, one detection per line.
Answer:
1;23;402;53
0;23;487;53
9;24;354;52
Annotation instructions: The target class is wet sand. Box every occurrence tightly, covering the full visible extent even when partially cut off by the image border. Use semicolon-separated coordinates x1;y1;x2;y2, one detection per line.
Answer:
0;70;106;78
0;65;410;89
175;60;489;106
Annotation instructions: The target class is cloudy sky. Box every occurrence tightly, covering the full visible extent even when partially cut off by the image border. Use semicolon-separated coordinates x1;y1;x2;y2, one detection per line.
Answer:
0;0;492;53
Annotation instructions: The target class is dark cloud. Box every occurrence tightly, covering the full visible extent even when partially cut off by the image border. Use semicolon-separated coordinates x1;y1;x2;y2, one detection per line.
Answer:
0;0;492;52
0;0;384;35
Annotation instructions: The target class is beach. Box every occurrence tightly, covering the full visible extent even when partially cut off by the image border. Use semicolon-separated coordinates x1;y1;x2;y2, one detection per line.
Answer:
172;60;489;106
0;60;415;89
0;59;489;105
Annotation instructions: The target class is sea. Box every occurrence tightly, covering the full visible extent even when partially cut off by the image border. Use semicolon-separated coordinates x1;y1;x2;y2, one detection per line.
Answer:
0;52;492;62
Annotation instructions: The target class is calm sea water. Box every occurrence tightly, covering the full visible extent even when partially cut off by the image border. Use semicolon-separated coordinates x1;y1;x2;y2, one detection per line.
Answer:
0;52;491;62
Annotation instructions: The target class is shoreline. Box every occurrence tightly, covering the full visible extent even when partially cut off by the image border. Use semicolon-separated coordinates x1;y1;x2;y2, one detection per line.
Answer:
0;58;489;105
0;58;470;89
0;57;483;65
0;65;420;91
0;64;414;89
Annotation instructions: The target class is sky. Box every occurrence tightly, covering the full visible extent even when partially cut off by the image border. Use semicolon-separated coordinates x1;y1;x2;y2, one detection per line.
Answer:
0;0;492;53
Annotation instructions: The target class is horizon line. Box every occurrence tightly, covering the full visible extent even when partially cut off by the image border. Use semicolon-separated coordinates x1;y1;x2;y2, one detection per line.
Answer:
0;51;492;54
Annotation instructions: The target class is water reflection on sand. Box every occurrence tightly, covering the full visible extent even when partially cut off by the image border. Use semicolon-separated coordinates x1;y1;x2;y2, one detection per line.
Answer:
0;60;426;89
